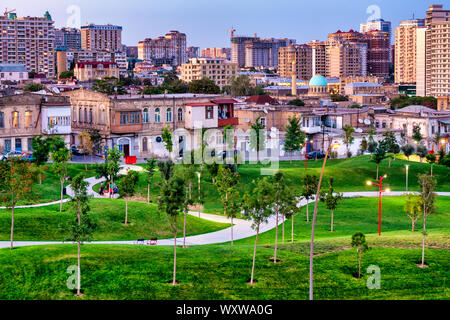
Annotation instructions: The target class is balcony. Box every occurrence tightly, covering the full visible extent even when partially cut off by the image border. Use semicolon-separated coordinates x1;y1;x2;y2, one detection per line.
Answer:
111;123;142;134
218;117;239;127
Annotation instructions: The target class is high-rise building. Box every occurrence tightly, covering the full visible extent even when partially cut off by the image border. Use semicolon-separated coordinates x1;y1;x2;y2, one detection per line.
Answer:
425;4;450;97
201;47;231;60
364;30;390;77
278;44;312;79
328;29;365;43
55;27;81;50
180;57;237;89
187;46;200;59
416;27;427;96
360;19;392;35
394;19;425;84
0;10;55;77
138;31;187;66
307;40;327;76
231;35;256;68
80;24;122;52
326;39;367;78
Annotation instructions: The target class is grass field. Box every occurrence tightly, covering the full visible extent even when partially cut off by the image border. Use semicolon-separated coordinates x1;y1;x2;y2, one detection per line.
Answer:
0;244;448;299
0;198;228;241
93;156;450;213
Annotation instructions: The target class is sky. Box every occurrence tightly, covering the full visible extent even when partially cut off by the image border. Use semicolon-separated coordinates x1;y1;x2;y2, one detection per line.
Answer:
1;0;435;48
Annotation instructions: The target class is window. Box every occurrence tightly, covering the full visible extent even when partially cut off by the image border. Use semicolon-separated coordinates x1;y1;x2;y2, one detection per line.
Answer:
155;108;161;123
79;108;82;122
12;111;19;127
28;138;33;151
89;109;93;123
15;138;22;152
260;117;266;127
4;139;11;152
0;112;4;128
177;108;183;122
102;110;106;124
120;112;141;125
84;108;87;123
143;108;149;123
25;111;32;127
142;137;148;152
73;108;77;122
166;108;172;122
205;106;214;119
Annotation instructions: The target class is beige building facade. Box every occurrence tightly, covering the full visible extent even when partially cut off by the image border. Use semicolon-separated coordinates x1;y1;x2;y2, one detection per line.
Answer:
180;58;237;89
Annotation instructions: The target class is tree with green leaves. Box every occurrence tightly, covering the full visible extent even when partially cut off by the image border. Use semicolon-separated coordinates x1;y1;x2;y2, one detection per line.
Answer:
249;116;266;162
284;116;305;163
23;82;45;92
433;132;441;151
89;129;103;156
0;158;38;250
417;174;436;268
351;232;369;279
425;153;436;176
180;165;196;248
319;177;343;232
106;147;123;199
205;161;219;184
301;174;318;222
145;158;157;203
158;159;174;183
216;166;240;245
287;98;305;106
437;147;446;165
242;178;275;284
367;140;377;159
187;77;221;94
401;144;414;161
162;126;173;155
66;174;97;296
412;125;423;144
360;137;368;155
159;175;186;285
416;145;428;163
343;125;355;158
118;170;139;224
371;145;387;180
404;193;422;232
31;135;51;184
380;130;400;164
79;130;93;171
230;75;265;96
51;146;71;212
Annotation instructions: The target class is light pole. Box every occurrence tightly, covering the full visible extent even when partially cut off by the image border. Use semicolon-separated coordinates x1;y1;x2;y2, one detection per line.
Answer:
305;139;312;170
309;141;340;301
366;175;390;236
405;165;409;191
196;171;201;218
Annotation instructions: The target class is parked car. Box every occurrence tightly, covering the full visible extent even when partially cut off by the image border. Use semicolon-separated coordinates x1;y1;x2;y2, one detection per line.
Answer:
0;151;8;161
71;145;83;156
5;150;22;160
307;151;327;159
20;152;36;162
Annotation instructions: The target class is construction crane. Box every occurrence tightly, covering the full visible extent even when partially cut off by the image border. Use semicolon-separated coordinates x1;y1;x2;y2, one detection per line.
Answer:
4;8;16;16
225;28;236;39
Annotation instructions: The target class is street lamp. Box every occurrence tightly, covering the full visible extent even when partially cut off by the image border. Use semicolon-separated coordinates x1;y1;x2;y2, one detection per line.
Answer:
309;141;340;300
196;171;201;218
305;139;312;170
405;165;409;191
366;174;389;236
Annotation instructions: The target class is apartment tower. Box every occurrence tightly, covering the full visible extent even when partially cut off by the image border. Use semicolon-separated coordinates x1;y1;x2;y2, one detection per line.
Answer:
80;24;122;52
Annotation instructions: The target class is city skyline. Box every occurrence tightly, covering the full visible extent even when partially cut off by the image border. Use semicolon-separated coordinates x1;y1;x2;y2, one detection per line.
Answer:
1;0;431;47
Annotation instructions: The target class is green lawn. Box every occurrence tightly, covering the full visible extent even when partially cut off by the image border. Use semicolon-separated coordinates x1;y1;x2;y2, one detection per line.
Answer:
0;244;448;299
0;198;228;241
94;156;450;214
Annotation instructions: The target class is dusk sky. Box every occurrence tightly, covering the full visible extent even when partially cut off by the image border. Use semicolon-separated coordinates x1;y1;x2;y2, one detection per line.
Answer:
2;0;433;47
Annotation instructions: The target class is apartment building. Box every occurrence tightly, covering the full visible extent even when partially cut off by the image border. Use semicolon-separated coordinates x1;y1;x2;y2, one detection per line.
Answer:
394;19;426;84
80;24;122;52
278;44;313;79
0;11;55;77
364;30;390;77
138;31;187;66
425;4;450;97
187;46;200;59
307;40;327;76
180;57;237;89
326;39;367;78
74;61;119;81
0;63;29;82
360;19;392;39
201;48;231;60
55;27;81;50
244;38;295;68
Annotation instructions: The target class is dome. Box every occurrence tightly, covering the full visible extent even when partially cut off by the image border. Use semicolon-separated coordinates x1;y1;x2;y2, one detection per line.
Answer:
309;75;328;86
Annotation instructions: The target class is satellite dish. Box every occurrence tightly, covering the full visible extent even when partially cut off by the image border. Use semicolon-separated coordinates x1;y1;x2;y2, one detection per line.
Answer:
355;128;363;133
358;119;363;124
156;136;162;143
364;119;371;125
52;87;60;94
263;109;268;114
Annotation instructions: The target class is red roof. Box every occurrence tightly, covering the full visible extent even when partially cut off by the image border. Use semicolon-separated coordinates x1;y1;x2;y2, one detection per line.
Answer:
76;61;118;69
211;99;238;104
245;95;279;105
185;103;217;107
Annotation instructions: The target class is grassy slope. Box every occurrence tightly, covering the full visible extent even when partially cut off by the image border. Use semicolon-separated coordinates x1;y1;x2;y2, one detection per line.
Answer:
0;244;448;300
0;199;228;241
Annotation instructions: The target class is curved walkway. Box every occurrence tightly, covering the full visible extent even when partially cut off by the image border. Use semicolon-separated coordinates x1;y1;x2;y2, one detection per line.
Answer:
1;165;449;249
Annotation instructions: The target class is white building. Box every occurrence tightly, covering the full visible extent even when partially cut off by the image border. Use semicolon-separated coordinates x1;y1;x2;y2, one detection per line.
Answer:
41;102;72;145
0;64;29;82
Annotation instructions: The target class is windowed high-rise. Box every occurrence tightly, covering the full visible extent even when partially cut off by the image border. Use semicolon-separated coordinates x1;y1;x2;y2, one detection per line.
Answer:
80;24;122;52
138;31;187;66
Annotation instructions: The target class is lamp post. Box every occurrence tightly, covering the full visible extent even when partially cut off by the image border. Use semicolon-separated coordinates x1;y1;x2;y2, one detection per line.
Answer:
366;175;390;236
305;139;312;170
196;171;201;218
309;141;340;301
405;165;409;191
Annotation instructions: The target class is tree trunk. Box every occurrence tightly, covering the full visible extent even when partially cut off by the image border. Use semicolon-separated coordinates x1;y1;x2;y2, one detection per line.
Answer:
250;224;259;285
39;170;42;185
291;215;294;243
77;241;81;295
274;211;279;263
411;217;415;232
282;215;285;244
10;205;14;250
431;164;433;176
394;153;397;161
84;153;87;171
147;184;150;203
231;216;234;246
358;248;361;279
330;209;334;232
422;211;426;267
125;198;128;224
173;228;177;285
290;151;293;164
388;157;391;168
306;200;309;222
60;179;64;213
376;164;379;180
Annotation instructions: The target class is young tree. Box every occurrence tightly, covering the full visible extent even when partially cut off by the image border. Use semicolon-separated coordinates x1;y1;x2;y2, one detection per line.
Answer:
205;161;219;184
367;140;377;160
118;170;139;224
79;130;93;171
66;174;97;296
416;145;428;163
31;135;51;184
360;137;368;155
412;125;423;144
158;159;174;183
380;130;400;164
319;177;343;232
145;158;157;203
106;147;123;199
437;147;446;165
343;125;355;158
0;158;38;250
284;116;305;163
89;129;103;156
401;144;414;161
351;232;369;279
187;77;220;94
181;164;196;247
404;193;422;232
162;126;173;155
425;153;437;176
371;145;387;180
159;175;186;285
249;116;266;162
215;166;240;245
242;178;274;284
52;147;71;212
301;174;318;222
417;174;437;268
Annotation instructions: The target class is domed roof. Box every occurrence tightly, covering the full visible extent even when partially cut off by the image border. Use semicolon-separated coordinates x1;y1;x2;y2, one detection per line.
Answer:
309;75;327;86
